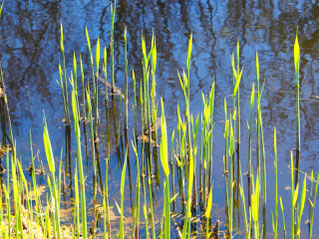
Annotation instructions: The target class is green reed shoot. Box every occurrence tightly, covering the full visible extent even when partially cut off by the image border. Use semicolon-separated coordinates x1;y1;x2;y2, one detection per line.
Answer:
119;150;128;239
309;173;319;238
74;166;80;238
95;36;100;128
4;93;14;156
239;162;250;239
248;83;255;215
86;84;97;237
80;54;87;123
170;130;176;210
294;32;301;188
5;148;10;238
223;98;230;235
205;185;213;239
104;156;112;239
141;35;153;174
291;151;297;238
110;0;116;91
147;156;156;239
255;50;268;238
71;78;88;239
30;131;44;230
251;171;260;239
200;81;215;209
43;115;61;239
160;98;171;239
150;32;158;139
139;75;150;238
258;82;267;239
103;46;108;102
279;197;287;239
236;41;241;168
17;158;34;238
273;127;278;239
132;140;141;238
132;69;138;143
229;113;234;238
124;26;129;151
73;52;77;93
59;22;70;126
85;28;99;136
256;52;261;175
11;146;23;238
297;173;307;238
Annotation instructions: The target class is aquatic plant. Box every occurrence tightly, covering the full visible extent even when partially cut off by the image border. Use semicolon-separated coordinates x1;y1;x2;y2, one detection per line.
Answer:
0;3;319;239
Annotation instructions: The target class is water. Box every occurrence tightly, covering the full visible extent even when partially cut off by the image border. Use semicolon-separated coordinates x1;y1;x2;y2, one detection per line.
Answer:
1;0;319;237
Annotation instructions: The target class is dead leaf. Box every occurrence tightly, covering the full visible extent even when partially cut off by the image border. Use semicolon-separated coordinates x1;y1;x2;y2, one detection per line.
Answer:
27;185;46;201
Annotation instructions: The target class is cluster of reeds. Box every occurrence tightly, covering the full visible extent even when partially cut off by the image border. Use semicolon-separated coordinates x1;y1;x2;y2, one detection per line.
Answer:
1;2;319;239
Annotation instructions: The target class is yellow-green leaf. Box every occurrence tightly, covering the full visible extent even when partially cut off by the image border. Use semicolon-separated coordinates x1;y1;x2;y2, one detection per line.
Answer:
294;33;300;72
96;37;100;73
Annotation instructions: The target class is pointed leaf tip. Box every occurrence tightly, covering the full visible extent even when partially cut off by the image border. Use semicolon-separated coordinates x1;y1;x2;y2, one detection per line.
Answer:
294;33;300;71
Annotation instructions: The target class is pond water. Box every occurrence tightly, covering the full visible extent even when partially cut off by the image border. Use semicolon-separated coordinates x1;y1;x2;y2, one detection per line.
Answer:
1;0;319;238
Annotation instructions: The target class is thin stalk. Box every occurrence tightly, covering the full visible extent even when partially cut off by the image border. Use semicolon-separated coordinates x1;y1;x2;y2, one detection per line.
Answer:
60;22;70;126
248;83;255;223
294;33;301;189
160;98;171;239
132;140;141;238
71;79;88;239
309;173;319;238
280;197;287;239
119;150;128;239
124;26;129;152
43;115;61;239
274;127;278;239
86;85;97;237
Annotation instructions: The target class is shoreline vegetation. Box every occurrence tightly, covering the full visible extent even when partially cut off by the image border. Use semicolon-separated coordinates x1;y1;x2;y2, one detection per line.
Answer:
0;1;319;238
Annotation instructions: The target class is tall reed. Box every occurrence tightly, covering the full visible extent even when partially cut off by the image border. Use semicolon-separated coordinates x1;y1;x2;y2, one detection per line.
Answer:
294;32;301;188
71;75;88;238
43;115;61;239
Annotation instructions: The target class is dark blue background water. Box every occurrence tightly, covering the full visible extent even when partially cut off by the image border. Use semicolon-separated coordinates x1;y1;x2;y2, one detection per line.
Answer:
1;0;319;237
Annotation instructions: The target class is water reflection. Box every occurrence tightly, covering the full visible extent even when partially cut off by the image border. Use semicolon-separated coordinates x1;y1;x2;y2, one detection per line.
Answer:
2;0;319;237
